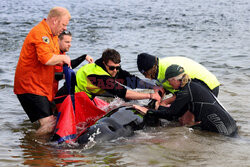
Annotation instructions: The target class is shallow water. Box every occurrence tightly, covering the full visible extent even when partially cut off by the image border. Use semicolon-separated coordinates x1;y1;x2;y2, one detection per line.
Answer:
1;0;250;166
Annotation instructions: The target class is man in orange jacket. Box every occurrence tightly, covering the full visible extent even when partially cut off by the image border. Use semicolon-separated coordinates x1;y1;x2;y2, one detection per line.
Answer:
14;7;71;136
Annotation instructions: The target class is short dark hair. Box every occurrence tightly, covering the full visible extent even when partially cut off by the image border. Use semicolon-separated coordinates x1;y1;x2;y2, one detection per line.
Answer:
102;48;121;64
58;30;72;40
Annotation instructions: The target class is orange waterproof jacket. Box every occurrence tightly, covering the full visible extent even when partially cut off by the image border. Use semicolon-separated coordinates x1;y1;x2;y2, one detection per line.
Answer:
14;19;60;101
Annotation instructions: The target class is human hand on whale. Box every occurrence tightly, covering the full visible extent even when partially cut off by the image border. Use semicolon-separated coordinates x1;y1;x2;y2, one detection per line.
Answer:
132;105;149;115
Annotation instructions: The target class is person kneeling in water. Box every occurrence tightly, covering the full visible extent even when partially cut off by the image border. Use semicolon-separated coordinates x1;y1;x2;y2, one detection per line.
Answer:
133;64;238;136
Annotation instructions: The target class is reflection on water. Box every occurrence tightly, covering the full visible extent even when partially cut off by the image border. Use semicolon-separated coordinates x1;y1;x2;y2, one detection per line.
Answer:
1;0;250;166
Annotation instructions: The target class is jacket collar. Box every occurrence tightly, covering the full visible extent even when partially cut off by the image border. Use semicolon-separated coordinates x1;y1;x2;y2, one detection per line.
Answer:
41;19;53;36
95;58;119;78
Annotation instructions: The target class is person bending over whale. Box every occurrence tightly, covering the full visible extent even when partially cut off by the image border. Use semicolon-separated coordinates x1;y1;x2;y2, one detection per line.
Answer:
133;64;238;136
137;53;221;125
52;49;163;145
56;48;162;101
137;53;220;97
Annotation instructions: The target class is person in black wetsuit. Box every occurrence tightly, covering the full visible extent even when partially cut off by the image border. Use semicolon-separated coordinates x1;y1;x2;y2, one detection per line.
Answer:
133;64;238;136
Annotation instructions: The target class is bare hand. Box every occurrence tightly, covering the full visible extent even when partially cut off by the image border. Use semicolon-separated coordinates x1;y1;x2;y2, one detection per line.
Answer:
151;90;161;102
155;101;160;110
153;86;165;97
159;101;171;107
85;55;94;63
64;55;71;67
160;95;176;106
133;105;148;115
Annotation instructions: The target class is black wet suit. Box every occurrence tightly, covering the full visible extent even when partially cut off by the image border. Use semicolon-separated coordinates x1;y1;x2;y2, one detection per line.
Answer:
146;80;238;136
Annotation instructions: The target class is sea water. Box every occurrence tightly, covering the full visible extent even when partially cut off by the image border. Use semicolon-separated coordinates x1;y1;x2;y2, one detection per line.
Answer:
1;0;250;166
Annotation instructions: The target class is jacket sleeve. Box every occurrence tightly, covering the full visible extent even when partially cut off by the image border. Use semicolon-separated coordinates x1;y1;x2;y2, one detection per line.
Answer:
146;86;191;120
71;54;87;69
87;74;127;98
117;69;155;89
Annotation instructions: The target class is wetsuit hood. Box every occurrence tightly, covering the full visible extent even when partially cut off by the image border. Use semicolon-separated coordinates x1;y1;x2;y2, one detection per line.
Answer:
95;58;106;70
95;58;118;78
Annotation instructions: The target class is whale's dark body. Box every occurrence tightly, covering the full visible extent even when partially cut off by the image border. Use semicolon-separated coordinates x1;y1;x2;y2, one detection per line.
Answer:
76;106;159;144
